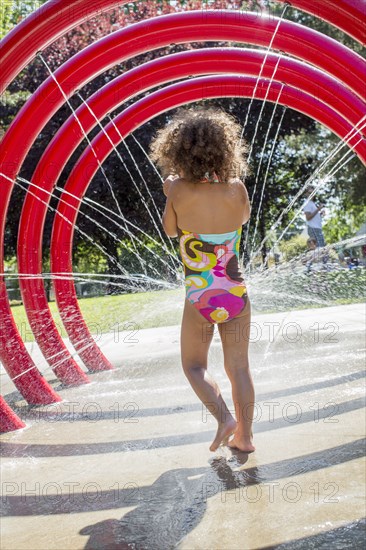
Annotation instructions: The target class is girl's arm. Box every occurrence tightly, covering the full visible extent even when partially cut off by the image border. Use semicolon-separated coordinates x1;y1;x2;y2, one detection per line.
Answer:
238;179;251;224
162;177;178;237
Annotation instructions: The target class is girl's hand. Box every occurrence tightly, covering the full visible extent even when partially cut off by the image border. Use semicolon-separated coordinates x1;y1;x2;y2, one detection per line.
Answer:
163;175;179;197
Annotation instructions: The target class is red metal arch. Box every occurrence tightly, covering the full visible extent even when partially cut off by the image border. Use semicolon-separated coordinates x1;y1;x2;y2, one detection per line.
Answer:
1;10;365;406
276;0;365;45
0;396;26;432
0;0;364;95
18;48;364;378
50;75;365;356
16;47;366;378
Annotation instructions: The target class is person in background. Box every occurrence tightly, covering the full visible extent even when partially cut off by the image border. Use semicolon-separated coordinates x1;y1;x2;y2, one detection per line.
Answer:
303;237;317;273
302;186;326;248
303;186;329;264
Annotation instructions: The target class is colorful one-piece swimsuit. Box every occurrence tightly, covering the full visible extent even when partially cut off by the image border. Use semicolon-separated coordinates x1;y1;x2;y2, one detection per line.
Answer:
177;225;248;324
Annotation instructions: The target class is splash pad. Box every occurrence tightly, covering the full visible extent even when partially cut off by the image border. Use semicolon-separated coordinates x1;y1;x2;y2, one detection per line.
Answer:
0;1;365;547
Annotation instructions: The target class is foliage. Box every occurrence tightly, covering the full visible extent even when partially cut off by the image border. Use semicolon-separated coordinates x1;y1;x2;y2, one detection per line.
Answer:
73;241;108;274
279;234;308;261
10;288;185;340
249;266;366;312
323;205;366;244
9;267;365;340
267;127;366;246
0;1;47;39
0;91;31;140
1;0;365;288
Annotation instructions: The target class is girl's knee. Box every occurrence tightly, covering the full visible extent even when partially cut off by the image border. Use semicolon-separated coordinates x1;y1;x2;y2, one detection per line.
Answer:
182;362;207;377
224;359;250;375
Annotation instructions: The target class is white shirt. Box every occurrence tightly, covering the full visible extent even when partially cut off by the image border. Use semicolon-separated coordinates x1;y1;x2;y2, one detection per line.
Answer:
303;199;322;229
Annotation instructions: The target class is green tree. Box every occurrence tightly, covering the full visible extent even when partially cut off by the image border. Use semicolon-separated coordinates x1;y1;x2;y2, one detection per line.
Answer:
279;234;307;261
1;1;47;39
1;0;365;284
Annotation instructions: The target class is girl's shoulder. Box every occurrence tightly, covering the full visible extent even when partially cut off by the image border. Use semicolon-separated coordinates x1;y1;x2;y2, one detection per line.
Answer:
227;177;247;190
172;176;246;193
228;176;245;186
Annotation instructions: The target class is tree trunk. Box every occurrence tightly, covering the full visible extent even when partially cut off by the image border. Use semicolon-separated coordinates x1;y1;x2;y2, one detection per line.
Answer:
259;216;268;269
102;237;121;295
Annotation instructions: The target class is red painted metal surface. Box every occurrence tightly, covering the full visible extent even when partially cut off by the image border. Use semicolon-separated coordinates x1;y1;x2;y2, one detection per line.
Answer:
1;11;366;401
0;0;363;95
17;47;366;374
0;0;121;94
0;6;365;414
0;302;62;403
276;0;365;45
0;396;26;432
0;281;62;403
50;75;365;335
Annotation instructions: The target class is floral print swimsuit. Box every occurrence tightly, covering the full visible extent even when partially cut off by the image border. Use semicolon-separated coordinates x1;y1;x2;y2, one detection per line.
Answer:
177;226;248;324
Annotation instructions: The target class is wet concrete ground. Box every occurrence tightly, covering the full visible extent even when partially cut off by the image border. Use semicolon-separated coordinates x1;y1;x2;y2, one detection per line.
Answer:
1;303;365;549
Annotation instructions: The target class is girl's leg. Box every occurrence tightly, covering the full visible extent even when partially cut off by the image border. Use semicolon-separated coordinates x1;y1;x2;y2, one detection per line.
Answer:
218;297;255;452
181;299;236;451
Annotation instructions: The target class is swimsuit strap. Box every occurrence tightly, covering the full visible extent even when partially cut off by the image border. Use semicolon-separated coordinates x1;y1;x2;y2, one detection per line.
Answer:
199;171;221;184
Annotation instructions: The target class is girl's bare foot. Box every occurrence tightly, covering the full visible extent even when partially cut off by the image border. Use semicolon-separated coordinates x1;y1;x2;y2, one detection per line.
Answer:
228;431;255;453
209;418;237;452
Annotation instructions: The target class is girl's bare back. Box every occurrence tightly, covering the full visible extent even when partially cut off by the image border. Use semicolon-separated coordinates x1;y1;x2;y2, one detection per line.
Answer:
171;177;249;233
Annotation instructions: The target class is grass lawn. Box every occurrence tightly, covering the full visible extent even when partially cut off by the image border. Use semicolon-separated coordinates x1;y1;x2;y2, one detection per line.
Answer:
9;285;364;343
10;287;185;342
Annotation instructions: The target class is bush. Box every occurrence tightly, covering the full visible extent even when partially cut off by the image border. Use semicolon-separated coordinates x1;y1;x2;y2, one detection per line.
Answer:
249;266;366;312
279;234;308;261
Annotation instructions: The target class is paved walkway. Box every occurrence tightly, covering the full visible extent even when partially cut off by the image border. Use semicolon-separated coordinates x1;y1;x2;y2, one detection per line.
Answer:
1;303;365;549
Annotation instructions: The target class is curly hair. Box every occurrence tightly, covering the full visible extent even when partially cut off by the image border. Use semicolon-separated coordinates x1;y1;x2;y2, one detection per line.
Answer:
149;107;248;183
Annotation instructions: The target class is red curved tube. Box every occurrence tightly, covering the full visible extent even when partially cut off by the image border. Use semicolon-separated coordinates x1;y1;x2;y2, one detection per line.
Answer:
0;285;62;404
17;47;366;374
0;0;362;422
0;396;26;432
1;11;365;401
0;0;363;95
0;0;121;94
50;76;366;343
276;0;365;45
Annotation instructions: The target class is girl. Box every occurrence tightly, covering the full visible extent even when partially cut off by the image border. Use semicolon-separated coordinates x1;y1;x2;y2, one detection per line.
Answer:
150;108;255;453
